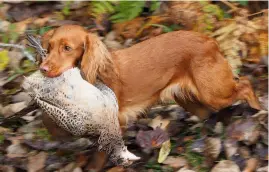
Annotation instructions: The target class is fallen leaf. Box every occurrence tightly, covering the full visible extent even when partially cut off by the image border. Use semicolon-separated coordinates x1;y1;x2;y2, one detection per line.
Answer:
59;162;77;172
158;139;171;163
191;137;205;153
148;115;170;130
0;50;10;71
177;167;196;172
27;152;47;172
254;143;268;160
6;143;28;158
136;127;169;149
204;137;221;159
211;160;240;172
226;118;261;145
73;167;83;172
8;3;57;22
12;92;32;104
243;158;258;172
0;165;15;172
0;4;10;20
0;20;10;32
106;166;125;172
0;126;12;134
224;139;238;159
162;156;188;169
256;166;268;172
33;17;50;27
8;50;24;70
23;140;60;151
1;102;27;118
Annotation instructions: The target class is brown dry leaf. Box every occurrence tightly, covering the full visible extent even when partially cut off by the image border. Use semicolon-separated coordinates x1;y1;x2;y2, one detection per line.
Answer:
106;166;125;172
243;158;258;172
256;166;268;172
226;118;261;145
136;127;169;149
1;102;28;118
258;31;268;57
33;16;50;27
103;31;124;50
0;4;10;20
191;138;205;153
8;3;55;22
211;160;240;172
224;139;238;159
59;162;77;172
204;137;221;160
0;126;12;134
0;20;10;32
183;136;195;142
13;18;33;34
168;1;201;29
148;115;170;130
162;156;188;169
6;143;28;158
0;165;15;172
177;167;195;172
8;50;24;70
136;15;169;37
212;10;268;72
27;152;48;172
243;45;262;63
113;17;145;39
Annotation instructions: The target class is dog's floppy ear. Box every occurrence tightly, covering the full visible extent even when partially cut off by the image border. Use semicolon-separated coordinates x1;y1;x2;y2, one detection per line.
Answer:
81;33;114;84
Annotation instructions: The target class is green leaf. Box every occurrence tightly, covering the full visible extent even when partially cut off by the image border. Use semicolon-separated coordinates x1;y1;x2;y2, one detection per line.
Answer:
151;24;174;33
62;1;71;16
91;1;115;16
94;3;107;14
8;24;19;42
224;12;232;18
238;1;248;6
21;60;37;73
100;1;115;13
0;134;4;144
110;1;146;23
150;1;161;12
39;26;53;35
2;34;9;43
109;13;126;20
0;50;10;71
158;139;171;163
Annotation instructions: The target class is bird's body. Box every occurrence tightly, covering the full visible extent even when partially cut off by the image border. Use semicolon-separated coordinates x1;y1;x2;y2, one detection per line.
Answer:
22;67;139;165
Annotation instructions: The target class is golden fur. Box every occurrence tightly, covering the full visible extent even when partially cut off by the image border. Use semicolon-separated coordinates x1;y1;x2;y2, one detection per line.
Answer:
39;25;261;171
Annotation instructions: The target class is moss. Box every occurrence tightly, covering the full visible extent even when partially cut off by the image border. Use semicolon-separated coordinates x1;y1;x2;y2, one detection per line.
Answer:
35;128;51;141
0;134;4;144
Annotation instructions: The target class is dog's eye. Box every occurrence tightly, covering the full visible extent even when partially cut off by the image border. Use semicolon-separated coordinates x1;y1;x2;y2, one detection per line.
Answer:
64;45;72;52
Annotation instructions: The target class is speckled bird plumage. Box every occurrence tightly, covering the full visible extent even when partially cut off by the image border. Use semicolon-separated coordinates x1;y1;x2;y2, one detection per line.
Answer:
22;68;139;165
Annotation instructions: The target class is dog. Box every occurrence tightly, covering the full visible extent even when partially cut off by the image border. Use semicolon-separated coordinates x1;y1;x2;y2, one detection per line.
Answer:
39;25;261;170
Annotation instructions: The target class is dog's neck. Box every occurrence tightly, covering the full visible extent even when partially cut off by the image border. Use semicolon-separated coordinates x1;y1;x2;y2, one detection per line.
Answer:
97;56;121;101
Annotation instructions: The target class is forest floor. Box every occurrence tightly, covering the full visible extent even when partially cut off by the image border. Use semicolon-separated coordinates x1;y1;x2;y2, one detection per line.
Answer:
0;1;268;172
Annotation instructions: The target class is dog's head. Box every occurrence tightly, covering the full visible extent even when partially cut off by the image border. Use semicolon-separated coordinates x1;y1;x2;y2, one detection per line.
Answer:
39;25;113;83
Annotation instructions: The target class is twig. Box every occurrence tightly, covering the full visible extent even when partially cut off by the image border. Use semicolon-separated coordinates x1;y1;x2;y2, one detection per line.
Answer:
0;42;36;62
0;101;39;125
247;10;266;17
220;0;238;13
